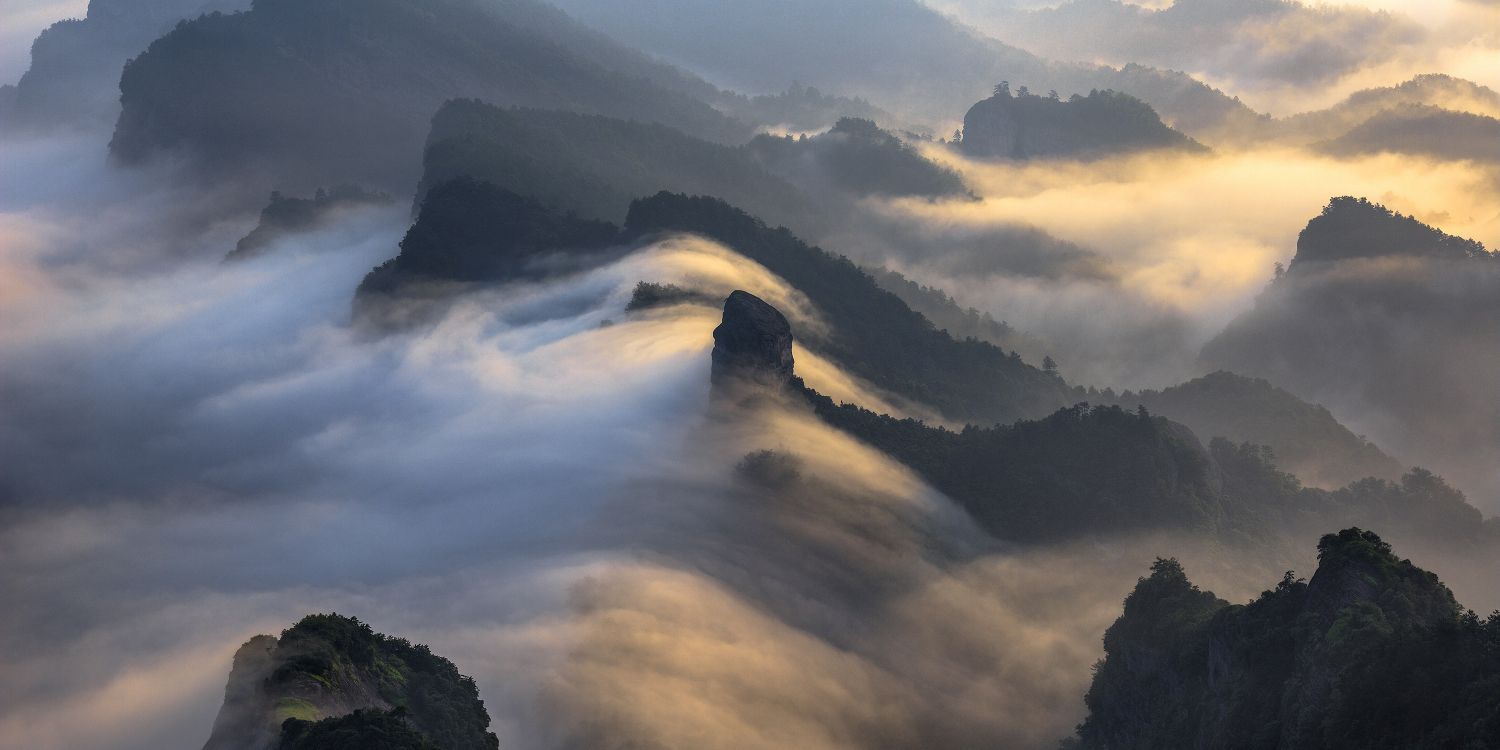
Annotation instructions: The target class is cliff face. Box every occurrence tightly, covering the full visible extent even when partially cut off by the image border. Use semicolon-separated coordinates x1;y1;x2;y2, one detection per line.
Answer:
1074;529;1498;750
202;614;498;750
710;290;796;390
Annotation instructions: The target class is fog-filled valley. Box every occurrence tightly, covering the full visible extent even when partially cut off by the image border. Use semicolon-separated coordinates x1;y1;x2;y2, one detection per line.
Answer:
2;1;1498;749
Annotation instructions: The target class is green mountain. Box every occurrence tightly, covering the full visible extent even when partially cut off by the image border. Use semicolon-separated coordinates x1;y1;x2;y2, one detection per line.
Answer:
1073;529;1500;749
202;613;498;750
960;87;1205;160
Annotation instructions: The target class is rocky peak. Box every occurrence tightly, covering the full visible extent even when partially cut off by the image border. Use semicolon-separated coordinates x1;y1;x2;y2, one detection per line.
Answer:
711;290;795;390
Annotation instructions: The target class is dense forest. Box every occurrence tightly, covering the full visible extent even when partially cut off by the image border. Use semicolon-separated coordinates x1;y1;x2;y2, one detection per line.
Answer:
1073;529;1500;749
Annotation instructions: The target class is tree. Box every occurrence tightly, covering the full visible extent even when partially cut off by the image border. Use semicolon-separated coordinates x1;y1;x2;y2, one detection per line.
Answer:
994;81;1010;97
1043;356;1058;375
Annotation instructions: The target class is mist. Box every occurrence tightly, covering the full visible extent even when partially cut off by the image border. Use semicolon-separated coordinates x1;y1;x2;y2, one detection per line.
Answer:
930;0;1500;116
833;142;1500;391
2;131;1258;750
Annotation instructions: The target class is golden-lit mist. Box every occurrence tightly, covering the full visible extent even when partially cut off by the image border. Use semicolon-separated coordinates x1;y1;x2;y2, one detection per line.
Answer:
909;142;1500;322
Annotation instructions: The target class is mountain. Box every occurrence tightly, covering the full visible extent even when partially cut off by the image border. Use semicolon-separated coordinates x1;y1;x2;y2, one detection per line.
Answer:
228;186;393;261
745;117;970;198
1281;74;1500;143
546;0;1267;141
1204;197;1499;519
714;290;1495;557
1125;371;1402;489
108;0;750;192
1289;196;1493;268
0;0;248;134
359;177;618;297
1073;529;1500;749
1320;104;1500;164
202;613;498;750
960;86;1205;159
418;101;817;231
362;181;1075;424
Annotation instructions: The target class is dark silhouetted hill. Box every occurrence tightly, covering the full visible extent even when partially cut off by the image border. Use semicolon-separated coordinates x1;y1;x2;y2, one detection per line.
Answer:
1321;104;1500;164
1;0;247;134
1282;73;1500;143
1126;371;1402;489
419;101;815;231
1204;197;1499;517
1074;530;1500;749
960;87;1204;160
229;186;393;261
1288;196;1492;269
359;177;617;297
108;0;749;191
623;193;1076;424
746;117;969;198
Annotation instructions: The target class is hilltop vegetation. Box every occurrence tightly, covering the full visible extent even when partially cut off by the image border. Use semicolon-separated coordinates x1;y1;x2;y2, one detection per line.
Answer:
203;613;498;750
1074;530;1500;749
960;86;1205;160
